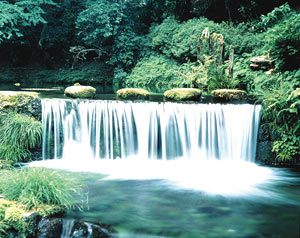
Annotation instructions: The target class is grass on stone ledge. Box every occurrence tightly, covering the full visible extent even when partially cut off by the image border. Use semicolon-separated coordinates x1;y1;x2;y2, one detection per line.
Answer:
0;167;83;210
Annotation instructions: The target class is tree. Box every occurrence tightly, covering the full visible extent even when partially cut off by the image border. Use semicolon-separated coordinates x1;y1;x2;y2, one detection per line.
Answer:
0;0;56;43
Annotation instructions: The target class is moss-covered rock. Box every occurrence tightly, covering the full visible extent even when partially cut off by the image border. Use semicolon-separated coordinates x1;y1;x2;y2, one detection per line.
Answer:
5;207;27;232
0;91;41;119
164;88;202;101
64;85;96;99
0;199;32;235
117;88;150;100
211;89;246;101
0;198;65;237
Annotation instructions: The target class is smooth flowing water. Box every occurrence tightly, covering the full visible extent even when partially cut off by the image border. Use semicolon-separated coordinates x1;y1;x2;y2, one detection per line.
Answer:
30;99;300;238
41;99;261;162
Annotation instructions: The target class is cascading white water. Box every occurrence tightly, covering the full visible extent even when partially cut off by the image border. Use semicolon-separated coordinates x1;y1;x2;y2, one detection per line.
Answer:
33;98;274;196
42;99;261;162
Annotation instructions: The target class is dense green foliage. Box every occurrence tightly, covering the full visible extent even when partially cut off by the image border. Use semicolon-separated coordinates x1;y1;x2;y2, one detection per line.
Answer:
252;72;300;162
267;13;300;70
0;167;82;209
0;1;299;163
0;0;56;43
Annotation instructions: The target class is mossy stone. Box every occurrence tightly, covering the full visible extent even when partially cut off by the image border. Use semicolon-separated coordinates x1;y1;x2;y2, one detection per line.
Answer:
0;198;65;237
164;88;202;101
211;89;246;101
0;91;41;119
64;85;96;99
117;88;150;100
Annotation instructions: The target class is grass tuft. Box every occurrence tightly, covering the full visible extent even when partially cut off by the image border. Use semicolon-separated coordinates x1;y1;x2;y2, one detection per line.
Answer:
0;112;42;150
0;168;83;210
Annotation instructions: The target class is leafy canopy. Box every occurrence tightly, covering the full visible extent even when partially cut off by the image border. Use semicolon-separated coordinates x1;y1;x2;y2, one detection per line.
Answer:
0;0;56;43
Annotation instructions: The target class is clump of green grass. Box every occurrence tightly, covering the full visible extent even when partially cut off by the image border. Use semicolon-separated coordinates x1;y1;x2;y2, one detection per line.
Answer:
0;112;42;163
0;168;83;210
0;145;32;164
0;112;42;149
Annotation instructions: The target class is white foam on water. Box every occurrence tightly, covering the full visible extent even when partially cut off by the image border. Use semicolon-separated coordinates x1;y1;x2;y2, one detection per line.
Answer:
29;157;275;197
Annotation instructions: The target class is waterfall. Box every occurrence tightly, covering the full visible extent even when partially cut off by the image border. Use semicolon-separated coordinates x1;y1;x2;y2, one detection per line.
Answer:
42;99;261;162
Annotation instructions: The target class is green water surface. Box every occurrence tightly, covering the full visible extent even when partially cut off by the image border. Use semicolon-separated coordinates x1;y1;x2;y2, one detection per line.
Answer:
67;169;300;238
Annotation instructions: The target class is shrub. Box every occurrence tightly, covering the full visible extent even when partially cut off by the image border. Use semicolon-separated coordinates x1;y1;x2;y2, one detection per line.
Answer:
150;17;220;61
126;55;182;91
149;17;264;62
272;134;300;162
254;3;292;32
149;17;180;58
0;168;83;210
265;11;300;70
252;74;300;162
206;63;239;91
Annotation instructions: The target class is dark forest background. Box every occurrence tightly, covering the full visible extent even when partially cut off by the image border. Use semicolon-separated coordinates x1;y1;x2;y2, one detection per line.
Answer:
1;0;300;163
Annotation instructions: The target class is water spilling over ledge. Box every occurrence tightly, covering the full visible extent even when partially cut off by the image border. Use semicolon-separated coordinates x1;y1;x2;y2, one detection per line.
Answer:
41;99;261;162
29;99;300;238
28;99;285;197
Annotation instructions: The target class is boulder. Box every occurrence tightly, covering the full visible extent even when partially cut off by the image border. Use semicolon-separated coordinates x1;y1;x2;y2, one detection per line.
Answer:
211;89;246;101
69;221;113;238
250;56;272;71
37;218;63;238
0;91;41;120
164;88;202;101
65;85;96;99
116;88;150;100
